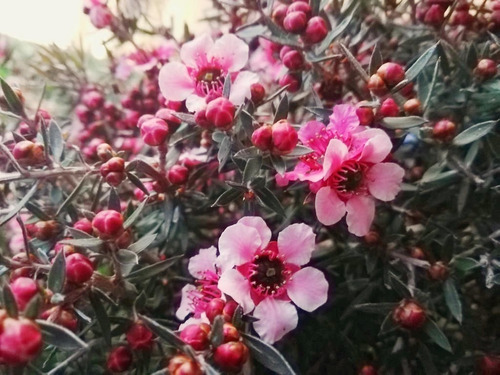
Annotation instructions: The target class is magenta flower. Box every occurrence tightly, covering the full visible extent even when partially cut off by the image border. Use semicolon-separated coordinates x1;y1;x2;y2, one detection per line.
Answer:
287;105;405;236
158;33;259;112
217;217;329;343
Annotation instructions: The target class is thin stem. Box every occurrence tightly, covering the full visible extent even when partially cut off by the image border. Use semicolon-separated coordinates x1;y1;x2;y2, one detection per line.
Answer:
0;143;27;175
0;167;98;184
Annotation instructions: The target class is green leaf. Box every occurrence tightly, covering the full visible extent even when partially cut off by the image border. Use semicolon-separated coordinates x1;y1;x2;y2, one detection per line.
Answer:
284;145;313;157
243;158;262;184
217;136;232;172
126;172;150;196
452;121;497;146
89;290;111;347
270;154;286;176
212;188;244;206
24;295;42;319
353;303;398;315
234;146;260;160
339;43;369;82
124;198;148;230
254;186;285;217
369;43;383;75
139;314;185;349
128;233;157;253
406;42;438;81
209;315;225;348
59;237;104;248
36;320;88;350
48;120;64;163
443;279;462;324
240;110;255;138
273;94;289;122
453;257;480;272
48;250;66;294
242;333;296;375
2;285;18;318
0;76;25;116
0;182;38;227
222;75;231;98
381;116;427;129
116;249;139;277
418;344;439;375
423;320;453;353
108;187;121;212
125;255;182;282
387;272;412;298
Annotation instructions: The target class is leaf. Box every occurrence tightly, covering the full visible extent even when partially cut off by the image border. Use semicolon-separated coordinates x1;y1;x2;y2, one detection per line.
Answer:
59;237;104;248
48;120;64;163
310;0;321;15
254;186;285;217
24;295;42;319
405;42;438;81
0;182;38;227
452;121;497;146
315;3;359;54
36;320;88;350
234;146;260;160
128;233;157;253
243;158;262;184
139;314;185;349
270;154;286;176
0;77;25;116
217;136;232;172
210;316;225;348
125;255;182;282
240;110;255;138
284;145;313;157
56;172;90;216
387;272;412;298
212;188;244;206
453;257;480;272
381;116;427;129
273;94;289;122
2;285;18;318
418;344;439;375
339;43;369;82
116;249;139;277
89;290;111;347
369;43;383;75
126;159;164;181
443;279;462;324
172;112;197;125
222;75;231;98
423;320;453;353
353;303;398;315
126;172;150;196
48;250;66;294
124;198;148;229
108;187;121;212
242;333;296;375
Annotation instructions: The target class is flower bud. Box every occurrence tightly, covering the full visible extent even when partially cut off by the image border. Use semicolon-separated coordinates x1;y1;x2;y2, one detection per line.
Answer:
222;322;240;343
432;119;456;142
364;230;380;245
252;124;273;151
223;300;239;322
92;210;124;239
155;108;182;132
367;74;388;96
475;59;497;80
81;90;104;110
392;299;426;330
427;261;449;281
65;253;94;284
479;354;500;375
167;354;203;375
279;72;302;92
41;307;78;331
140;118;170;146
96;143;113;162
281;49;304;70
250;83;266;104
12;140;45;165
410;246;426;260
359;365;378;375
272;120;298;154
379;98;399;117
73;218;93;235
376;62;405;87
213;341;249;372
167;165;189;185
272;3;289;27
10;277;38;311
180;323;211;351
107;346;133;373
283;11;308;33
126;322;154;351
303;16;328;44
0;317;42;365
137;114;155;128
89;4;113;29
287;1;311;17
205;97;236;130
424;5;445;26
356;107;374;126
403;98;422;115
206;298;226;323
31;220;59;241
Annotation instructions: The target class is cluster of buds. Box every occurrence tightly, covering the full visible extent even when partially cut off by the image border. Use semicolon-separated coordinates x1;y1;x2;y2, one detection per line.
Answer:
392;299;427;330
17;109;51;140
432;119;457;142
100;153;127;187
195;97;236;131
11;140;45;166
83;0;115;29
252;119;299;155
416;0;452;27
272;1;328;44
92;210;124;240
138;108;181;147
368;62;406;97
0;310;43;365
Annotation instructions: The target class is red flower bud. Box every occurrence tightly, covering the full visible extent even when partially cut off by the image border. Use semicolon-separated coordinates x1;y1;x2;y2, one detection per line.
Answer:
427;261;449;281
250;83;266;104
41;307;78;332
281;49;304;70
272;4;289;28
31;220;59;241
0;317;42;365
155;108;182;132
287;1;311;17
283;11;308;33
424;5;445;26
303;16;329;44
359;365;378;375
379;98;399;117
376;62;405;87
432;119;456;142
137;114;155;128
206;97;236;130
81;90;104;110
73;218;93;235
168;165;189;185
479;355;500;375
89;4;113;29
107;346;133;373
126;323;154;351
279;72;302;92
167;354;203;375
92;210;124;239
10;277;38;311
272;120;298;154
206;298;226;323
12;140;45;165
222;300;239;322
356;107;375;126
475;59;497;80
96;143;113;162
403;98;422;115
252;124;273;151
140;118;170;146
222;322;241;343
392;299;426;330
180;323;211;351
367;74;388;96
65;253;94;284
213;341;249;372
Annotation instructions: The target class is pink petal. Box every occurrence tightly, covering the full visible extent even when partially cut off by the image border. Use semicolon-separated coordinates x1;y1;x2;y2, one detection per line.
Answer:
218;222;262;268
218;269;254;313
366;162;405;201
328;104;360;135
178;314;210;331
357;128;393;163
180;33;213;68
315;186;346;226
253;298;298;343
238;217;271;247
323;139;349;180
229;71;259;105
188;246;218;278
185;94;207;112
210;34;249;72
345;196;375;236
158;62;195;102
287;267;329;312
277;223;316;266
176;284;197;320
298;120;325;145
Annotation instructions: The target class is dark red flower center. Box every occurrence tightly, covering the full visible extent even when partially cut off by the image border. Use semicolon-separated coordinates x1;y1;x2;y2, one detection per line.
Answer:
329;160;368;195
195;67;225;96
248;247;292;297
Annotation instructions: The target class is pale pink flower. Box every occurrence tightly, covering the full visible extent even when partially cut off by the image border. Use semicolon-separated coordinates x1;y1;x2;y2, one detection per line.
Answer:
158;33;259;112
287;104;404;236
217;217;328;343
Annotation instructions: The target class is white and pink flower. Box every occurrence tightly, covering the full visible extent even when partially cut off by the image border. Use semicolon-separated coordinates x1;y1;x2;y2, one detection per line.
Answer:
286;104;405;236
217;217;328;343
158;33;259;112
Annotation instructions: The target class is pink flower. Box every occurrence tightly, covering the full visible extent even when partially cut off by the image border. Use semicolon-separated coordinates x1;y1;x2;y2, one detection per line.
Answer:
287;104;404;236
217;217;328;343
158;33;258;112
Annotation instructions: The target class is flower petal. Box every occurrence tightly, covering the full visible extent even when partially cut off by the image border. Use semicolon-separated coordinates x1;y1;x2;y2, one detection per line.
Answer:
277;223;316;266
323;139;349;181
366;162;405;201
178;313;210;331
210;34;249;72
180;33;213;68
158;62;195;102
328;104;360;135
185;95;207;112
188;246;218;278
298;120;325;145
287;267;329;312
176;284;197;320
315;186;346;226
218;222;262;268
345;195;375;236
229;71;259;105
357;128;393;163
238;217;271;247
253;298;298;343
218;269;254;313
